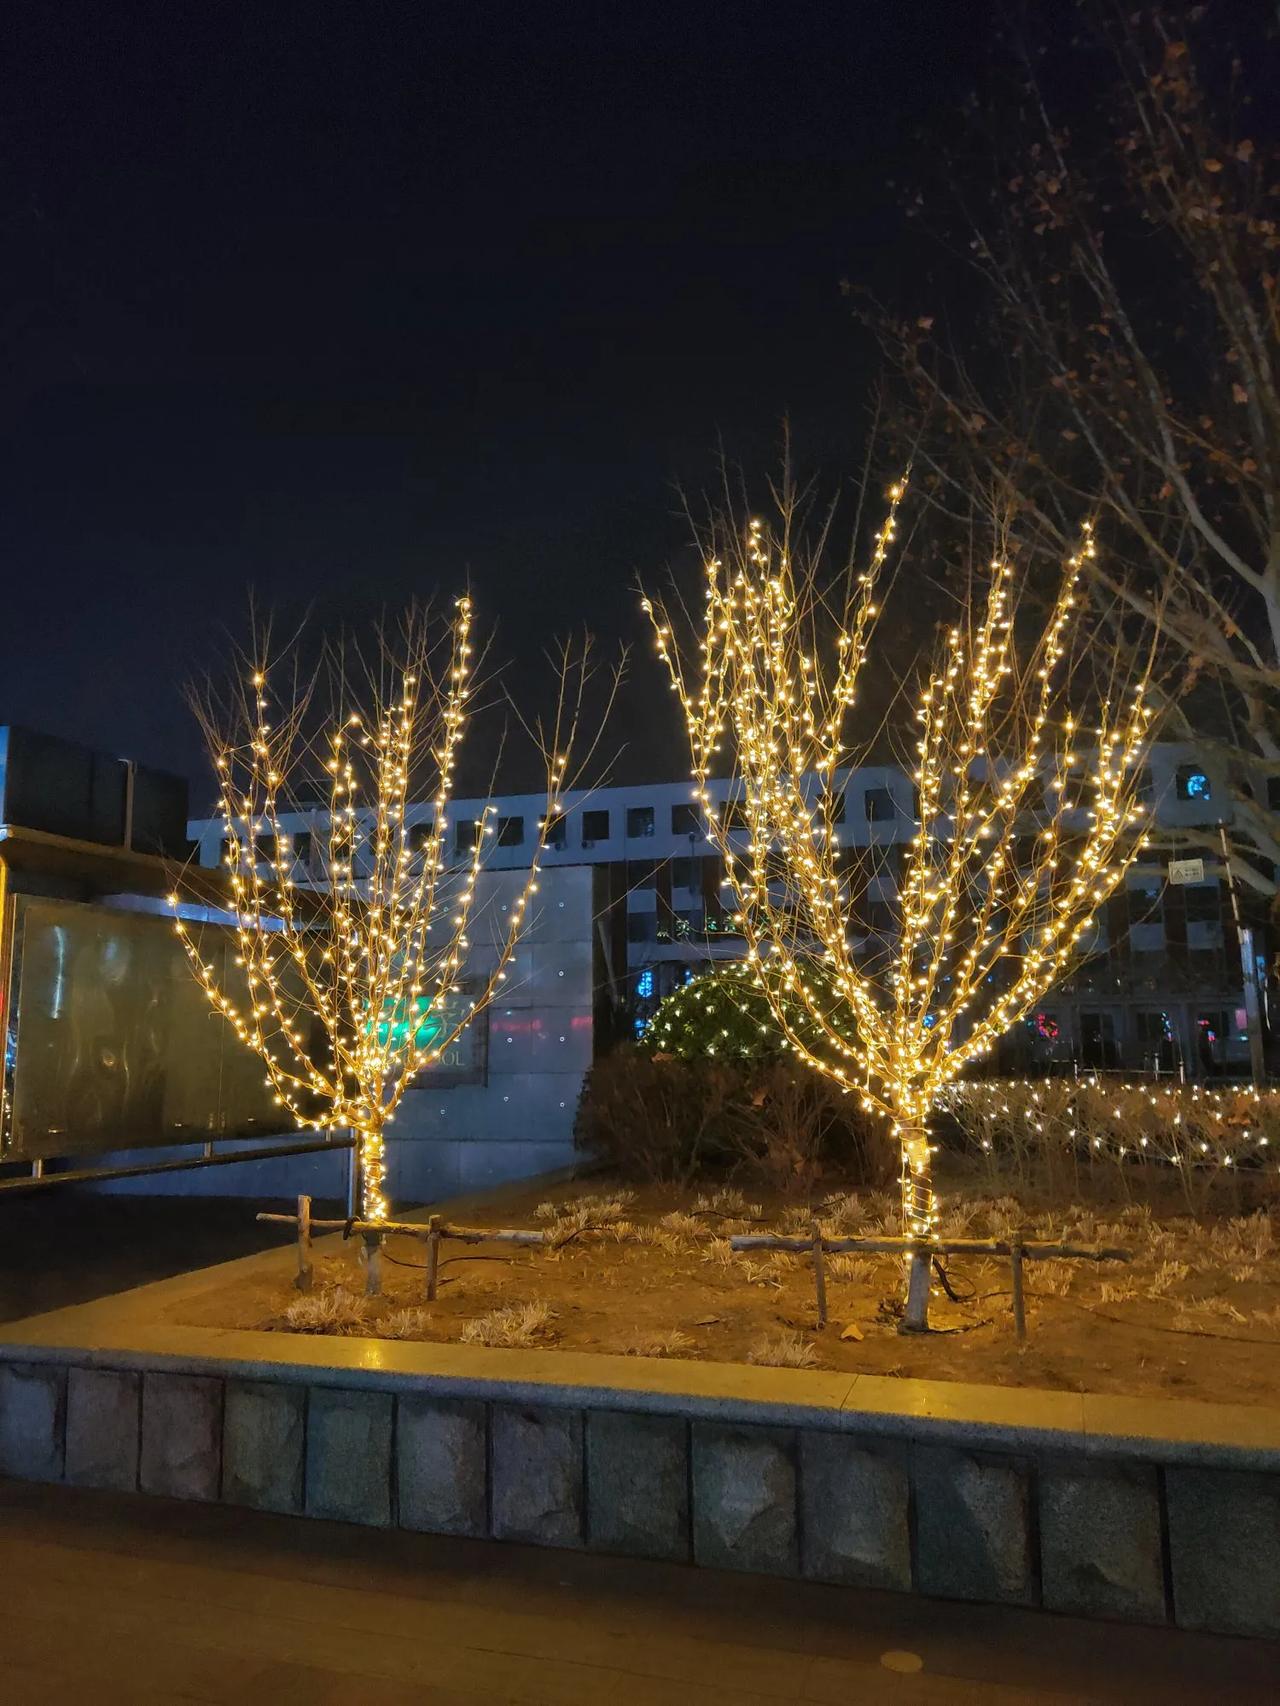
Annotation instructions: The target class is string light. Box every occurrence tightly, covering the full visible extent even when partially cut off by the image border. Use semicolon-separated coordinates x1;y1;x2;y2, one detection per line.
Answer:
645;483;1154;1281
944;1076;1280;1179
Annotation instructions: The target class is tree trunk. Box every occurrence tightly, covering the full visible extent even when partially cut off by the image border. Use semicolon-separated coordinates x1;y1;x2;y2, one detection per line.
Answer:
901;1249;932;1333
898;1125;934;1333
356;1121;389;1221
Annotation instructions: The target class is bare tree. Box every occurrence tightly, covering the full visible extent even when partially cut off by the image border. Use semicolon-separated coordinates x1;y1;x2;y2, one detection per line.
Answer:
173;600;614;1223
646;478;1152;1327
872;4;1280;898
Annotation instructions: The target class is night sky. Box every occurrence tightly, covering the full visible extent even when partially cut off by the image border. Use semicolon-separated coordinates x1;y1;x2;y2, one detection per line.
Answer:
4;2;986;808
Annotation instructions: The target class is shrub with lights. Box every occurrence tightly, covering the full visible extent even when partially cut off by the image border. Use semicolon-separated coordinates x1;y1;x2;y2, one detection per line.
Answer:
644;962;836;1063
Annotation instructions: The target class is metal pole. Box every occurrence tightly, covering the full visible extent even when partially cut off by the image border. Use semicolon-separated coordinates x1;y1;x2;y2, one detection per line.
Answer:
345;1132;360;1219
811;1220;828;1331
1218;826;1266;1089
0;1133;354;1195
1010;1235;1026;1344
425;1216;442;1301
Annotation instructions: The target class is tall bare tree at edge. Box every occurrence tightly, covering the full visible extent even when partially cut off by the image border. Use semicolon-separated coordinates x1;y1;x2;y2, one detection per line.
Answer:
871;4;1280;902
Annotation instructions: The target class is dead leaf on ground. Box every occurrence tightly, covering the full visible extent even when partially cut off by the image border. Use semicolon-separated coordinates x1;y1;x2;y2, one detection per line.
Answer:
840;1322;865;1342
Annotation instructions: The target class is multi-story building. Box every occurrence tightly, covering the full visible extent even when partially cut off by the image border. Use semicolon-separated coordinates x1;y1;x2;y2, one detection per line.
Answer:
190;741;1270;1080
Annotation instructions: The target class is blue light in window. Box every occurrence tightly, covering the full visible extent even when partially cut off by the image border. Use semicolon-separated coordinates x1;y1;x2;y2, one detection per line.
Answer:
1184;770;1211;800
636;968;655;1001
634;1016;649;1038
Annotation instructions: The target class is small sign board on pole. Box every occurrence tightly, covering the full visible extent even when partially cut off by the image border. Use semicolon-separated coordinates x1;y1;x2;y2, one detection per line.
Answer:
1168;857;1205;886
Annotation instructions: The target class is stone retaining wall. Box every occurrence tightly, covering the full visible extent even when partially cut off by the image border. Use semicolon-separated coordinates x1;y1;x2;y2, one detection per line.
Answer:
2;1355;1277;1639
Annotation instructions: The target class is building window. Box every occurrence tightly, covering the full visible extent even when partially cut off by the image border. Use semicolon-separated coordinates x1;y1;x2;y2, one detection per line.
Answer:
1136;1009;1174;1047
293;832;312;864
864;788;896;822
627;805;655;838
627;912;657;943
1183;883;1220;925
722;799;749;831
254;835;278;865
497;815;524;848
671;802;700;836
1176;764;1212;803
581;808;610;846
413;820;436;851
675;906;704;936
455;819;480;853
671;856;699;891
544;813;567;849
1127;878;1162;924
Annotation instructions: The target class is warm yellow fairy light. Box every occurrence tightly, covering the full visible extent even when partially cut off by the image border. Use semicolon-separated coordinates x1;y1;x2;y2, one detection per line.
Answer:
646;486;1153;1324
171;597;581;1224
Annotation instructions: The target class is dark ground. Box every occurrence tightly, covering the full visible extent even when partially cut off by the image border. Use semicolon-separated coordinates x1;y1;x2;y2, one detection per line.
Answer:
3;1480;1278;1705
0;1191;337;1324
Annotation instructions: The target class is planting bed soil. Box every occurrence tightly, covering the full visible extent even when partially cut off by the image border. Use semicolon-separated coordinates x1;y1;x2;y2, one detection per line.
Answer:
163;1172;1280;1408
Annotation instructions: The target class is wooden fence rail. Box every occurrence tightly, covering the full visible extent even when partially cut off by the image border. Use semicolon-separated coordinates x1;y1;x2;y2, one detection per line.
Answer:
260;1197;1132;1337
730;1229;1132;1338
257;1200;547;1298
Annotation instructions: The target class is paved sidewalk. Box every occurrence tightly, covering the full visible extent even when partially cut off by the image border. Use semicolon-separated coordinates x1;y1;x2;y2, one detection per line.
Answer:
0;1193;298;1325
0;1481;1276;1704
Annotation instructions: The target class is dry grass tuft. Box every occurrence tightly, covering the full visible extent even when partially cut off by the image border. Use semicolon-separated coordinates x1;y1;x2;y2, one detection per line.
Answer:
659;1211;703;1238
747;1328;820;1369
1145;1260;1190;1298
461;1301;556;1348
282;1287;370;1334
739;1258;784;1289
541;1189;637;1249
1188;1295;1247;1323
379;1307;432;1340
694;1187;749;1217
825;1253;864;1281
623;1329;695;1359
1032;1259;1076;1298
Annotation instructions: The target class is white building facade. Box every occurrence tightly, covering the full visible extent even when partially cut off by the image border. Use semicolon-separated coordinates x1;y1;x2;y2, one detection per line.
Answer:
190;741;1270;1080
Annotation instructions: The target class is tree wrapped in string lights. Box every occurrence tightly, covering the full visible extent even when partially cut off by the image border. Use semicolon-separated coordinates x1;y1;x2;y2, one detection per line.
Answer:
173;603;607;1225
645;481;1155;1328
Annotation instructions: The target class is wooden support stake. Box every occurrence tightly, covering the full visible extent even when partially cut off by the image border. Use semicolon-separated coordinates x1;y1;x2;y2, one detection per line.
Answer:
900;1248;931;1333
1010;1235;1026;1344
810;1220;828;1331
362;1231;383;1298
425;1216;442;1302
294;1193;313;1292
